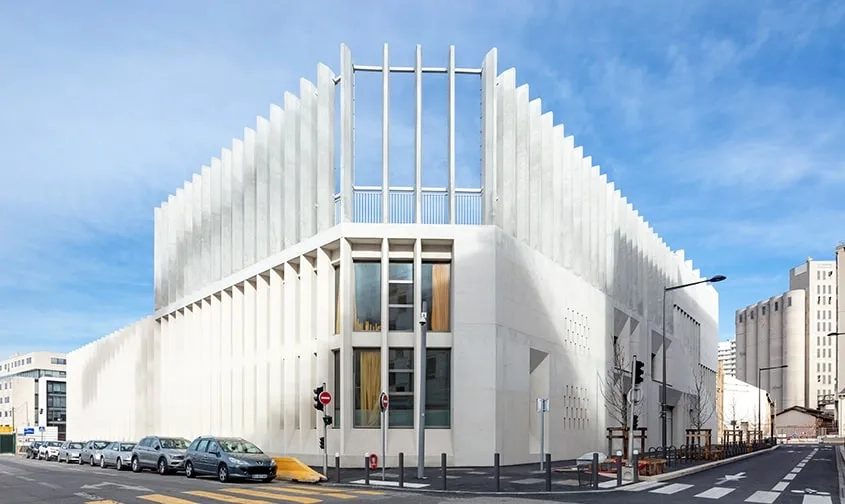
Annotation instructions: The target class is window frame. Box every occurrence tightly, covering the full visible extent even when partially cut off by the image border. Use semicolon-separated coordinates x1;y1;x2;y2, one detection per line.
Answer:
388;261;415;332
388;348;415;428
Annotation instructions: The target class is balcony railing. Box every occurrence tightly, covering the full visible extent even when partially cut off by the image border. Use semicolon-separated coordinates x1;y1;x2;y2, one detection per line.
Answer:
333;186;482;225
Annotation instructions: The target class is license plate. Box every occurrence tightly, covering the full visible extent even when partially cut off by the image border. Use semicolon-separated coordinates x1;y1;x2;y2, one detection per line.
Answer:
251;474;265;480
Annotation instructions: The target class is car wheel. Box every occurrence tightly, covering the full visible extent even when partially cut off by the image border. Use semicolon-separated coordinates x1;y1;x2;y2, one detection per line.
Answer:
157;457;168;475
116;458;123;471
99;456;106;468
131;456;141;473
89;456;95;466
185;461;195;478
78;457;84;465
218;464;229;483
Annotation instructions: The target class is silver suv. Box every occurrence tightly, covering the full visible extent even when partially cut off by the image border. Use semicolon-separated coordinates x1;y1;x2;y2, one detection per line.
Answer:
130;436;189;475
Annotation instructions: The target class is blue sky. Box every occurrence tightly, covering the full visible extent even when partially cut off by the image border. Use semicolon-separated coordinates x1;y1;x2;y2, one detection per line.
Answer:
1;0;844;357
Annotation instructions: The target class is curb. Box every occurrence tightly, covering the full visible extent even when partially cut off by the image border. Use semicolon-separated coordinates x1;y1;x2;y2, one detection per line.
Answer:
639;444;780;483
319;446;781;496
836;445;845;502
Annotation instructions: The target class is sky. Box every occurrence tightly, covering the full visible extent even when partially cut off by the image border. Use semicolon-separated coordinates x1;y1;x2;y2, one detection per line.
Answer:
1;0;844;357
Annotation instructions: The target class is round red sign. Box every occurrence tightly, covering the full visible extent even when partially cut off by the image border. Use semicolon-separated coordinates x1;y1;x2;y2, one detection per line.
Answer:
319;391;332;405
379;392;389;410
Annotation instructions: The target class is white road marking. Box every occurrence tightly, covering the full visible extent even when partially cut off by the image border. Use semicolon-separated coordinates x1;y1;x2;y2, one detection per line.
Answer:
745;490;781;503
784;473;796;481
621;481;666;492
695;487;736;499
802;496;832;504
650;483;694;494
772;482;789;491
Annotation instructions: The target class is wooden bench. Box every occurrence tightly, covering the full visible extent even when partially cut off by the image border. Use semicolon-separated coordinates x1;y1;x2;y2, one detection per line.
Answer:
639;458;667;475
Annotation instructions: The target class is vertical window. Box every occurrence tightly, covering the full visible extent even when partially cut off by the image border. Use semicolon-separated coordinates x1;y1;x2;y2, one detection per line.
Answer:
332;349;341;428
353;348;381;428
388;349;414;427
388;262;414;331
422;263;451;332
762;306;766;315
354;262;381;331
774;301;779;311
334;265;340;334
425;348;451;427
787;297;792;307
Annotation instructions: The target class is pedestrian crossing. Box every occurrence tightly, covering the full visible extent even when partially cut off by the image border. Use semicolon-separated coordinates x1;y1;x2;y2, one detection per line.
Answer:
621;480;834;504
86;484;387;504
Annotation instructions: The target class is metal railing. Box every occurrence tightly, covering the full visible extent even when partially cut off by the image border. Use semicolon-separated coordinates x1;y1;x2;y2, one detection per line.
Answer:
333;187;483;225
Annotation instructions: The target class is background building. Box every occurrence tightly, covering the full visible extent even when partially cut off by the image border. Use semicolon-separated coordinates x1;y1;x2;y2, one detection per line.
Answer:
735;257;837;413
718;340;736;378
67;44;720;466
720;374;772;436
0;352;68;440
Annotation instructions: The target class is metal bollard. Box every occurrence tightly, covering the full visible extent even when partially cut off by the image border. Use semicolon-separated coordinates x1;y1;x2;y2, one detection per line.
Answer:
364;453;370;485
616;450;623;487
544;453;552;492
441;453;447;490
591;452;599;489
494;453;501;492
632;450;639;483
335;453;341;483
399;452;405;488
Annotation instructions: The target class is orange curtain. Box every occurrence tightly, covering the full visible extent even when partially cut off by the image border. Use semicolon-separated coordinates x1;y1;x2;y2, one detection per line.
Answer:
359;351;381;426
430;264;450;331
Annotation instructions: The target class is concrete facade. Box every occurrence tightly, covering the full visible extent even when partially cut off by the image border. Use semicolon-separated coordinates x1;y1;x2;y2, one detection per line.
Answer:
0;352;68;439
67;44;720;466
720;375;772;433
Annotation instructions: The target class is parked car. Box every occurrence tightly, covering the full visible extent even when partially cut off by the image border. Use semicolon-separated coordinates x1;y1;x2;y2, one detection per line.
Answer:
131;436;190;474
38;441;62;461
58;441;84;463
80;440;110;465
26;441;43;459
99;442;135;470
183;436;276;483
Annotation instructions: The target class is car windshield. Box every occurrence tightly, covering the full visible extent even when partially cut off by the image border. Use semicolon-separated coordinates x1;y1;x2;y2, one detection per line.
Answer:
92;441;109;449
160;438;188;449
47;441;62;447
219;439;263;454
69;443;84;449
119;443;135;452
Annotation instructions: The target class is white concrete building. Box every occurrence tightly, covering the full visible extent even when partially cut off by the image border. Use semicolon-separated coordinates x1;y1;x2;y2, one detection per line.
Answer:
735;258;836;413
0;352;68;439
721;375;772;434
718;340;736;378
67;44;721;466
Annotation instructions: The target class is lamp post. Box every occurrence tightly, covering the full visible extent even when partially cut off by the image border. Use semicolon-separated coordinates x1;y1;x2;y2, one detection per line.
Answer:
758;365;787;441
826;331;845;436
661;274;726;457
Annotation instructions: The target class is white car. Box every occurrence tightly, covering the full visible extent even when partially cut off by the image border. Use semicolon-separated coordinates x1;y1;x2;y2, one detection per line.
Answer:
38;441;62;461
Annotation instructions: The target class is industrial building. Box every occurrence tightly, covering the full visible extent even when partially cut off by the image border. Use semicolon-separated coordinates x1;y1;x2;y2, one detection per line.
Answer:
67;44;720;467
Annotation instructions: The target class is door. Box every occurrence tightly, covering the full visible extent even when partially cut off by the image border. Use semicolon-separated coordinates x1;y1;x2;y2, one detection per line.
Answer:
666;407;675;446
195;439;211;473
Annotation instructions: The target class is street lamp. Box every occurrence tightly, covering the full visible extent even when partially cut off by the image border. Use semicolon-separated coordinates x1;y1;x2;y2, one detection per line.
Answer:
758;365;787;441
661;274;726;457
826;331;845;436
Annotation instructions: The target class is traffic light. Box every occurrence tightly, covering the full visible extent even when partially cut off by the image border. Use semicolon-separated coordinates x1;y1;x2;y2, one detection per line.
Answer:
319;436;325;450
634;360;645;385
323;415;333;426
632;415;639;430
313;385;324;411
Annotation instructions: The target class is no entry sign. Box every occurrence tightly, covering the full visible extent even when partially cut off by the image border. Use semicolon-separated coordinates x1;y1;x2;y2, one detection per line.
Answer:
379;392;389;411
319;391;332;406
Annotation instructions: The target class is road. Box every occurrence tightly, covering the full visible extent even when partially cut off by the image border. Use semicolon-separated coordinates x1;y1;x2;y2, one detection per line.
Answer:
0;454;461;504
585;444;841;504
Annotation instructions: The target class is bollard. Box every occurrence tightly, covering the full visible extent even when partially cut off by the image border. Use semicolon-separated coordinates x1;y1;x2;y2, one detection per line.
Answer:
440;453;447;490
364;453;370;485
591;452;599;489
544;453;552;492
494;453;501;492
616;450;623;487
335;453;341;484
399;452;405;488
632;450;639;483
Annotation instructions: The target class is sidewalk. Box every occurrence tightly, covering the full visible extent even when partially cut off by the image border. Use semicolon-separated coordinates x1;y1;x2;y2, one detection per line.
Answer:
315;460;619;493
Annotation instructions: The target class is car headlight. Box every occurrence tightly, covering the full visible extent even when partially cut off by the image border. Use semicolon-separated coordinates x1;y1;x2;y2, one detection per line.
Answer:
270;460;276;467
229;458;248;466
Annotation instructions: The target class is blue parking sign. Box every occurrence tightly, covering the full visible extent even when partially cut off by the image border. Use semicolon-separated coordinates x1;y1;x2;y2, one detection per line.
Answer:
23;427;34;435
38;426;45;432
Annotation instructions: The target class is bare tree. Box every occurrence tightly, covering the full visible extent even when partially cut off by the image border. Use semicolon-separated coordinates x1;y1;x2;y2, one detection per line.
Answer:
689;364;716;430
599;334;637;428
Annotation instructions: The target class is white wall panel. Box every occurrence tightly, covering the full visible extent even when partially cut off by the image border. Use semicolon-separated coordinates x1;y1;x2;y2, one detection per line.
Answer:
243;128;257;268
528;99;541;248
243;279;257;436
210;293;222;435
283;93;301;250
154;206;162;308
268;105;285;255
255;274;270;448
231;140;245;274
316;64;336;232
551;125;563;264
191;174;202;295
182;184;194;298
299;79;317;239
210;158;222;282
221;149;233;278
539;112;553;259
221;289;233;435
201;166;211;287
255;117;270;261
232;284;245;436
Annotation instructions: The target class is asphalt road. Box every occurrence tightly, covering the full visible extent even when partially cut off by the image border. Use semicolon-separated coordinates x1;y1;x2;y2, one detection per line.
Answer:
0;454;572;504
574;444;841;504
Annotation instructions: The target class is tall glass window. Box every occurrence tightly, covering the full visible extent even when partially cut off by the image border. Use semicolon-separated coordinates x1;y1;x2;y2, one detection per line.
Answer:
422;262;451;332
354;262;381;331
353;348;381;427
425;349;451;427
388;349;414;427
388;262;414;331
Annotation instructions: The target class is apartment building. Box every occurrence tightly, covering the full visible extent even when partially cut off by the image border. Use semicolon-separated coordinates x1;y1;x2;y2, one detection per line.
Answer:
735;258;837;413
0;352;68;440
718;340;737;377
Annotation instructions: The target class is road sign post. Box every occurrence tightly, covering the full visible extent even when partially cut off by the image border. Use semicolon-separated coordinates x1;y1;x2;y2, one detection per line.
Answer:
536;398;550;470
379;391;389;480
417;301;428;480
318;386;331;476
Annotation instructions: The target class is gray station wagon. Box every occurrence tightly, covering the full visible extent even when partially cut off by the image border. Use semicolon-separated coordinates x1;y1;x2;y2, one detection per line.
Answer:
183;436;276;483
99;442;135;470
131;435;190;474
